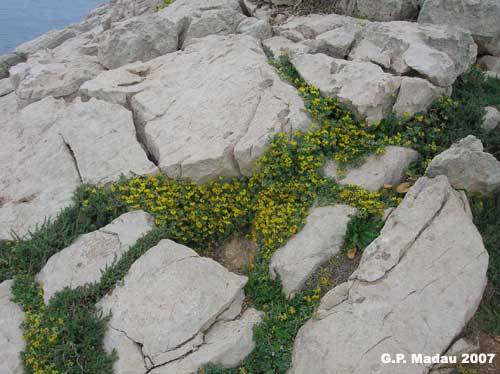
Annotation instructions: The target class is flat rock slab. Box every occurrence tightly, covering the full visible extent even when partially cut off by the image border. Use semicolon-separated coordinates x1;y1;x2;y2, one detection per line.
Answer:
82;34;310;183
290;176;488;374
323;146;420;192
270;205;357;298
0;280;24;374
37;211;155;303
98;239;250;372
0;78;14;97
0;97;156;240
426;135;500;196
418;0;500;56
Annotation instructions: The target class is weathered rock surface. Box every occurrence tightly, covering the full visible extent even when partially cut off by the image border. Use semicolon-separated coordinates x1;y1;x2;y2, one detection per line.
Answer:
98;239;256;372
82;35;309;183
0;92;18;122
150;308;262;374
426;135;500;196
272;14;476;122
290;176;489;374
483;106;500;132
0;97;155;240
291;53;401;124
0;53;24;78
0;78;14;97
97;14;178;69
393;77;448;117
0;280;24;374
14;28;79;57
478;55;500;74
356;0;419;22
419;0;500;56
324;146;420;192
37;211;154;303
270;205;357;298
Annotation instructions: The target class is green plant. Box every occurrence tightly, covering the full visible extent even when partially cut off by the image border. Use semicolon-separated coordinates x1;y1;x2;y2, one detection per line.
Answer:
156;0;176;11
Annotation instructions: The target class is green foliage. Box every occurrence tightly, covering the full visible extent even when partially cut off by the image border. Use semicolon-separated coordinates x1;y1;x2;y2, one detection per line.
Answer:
3;53;500;374
342;213;384;253
156;0;175;11
0;185;125;281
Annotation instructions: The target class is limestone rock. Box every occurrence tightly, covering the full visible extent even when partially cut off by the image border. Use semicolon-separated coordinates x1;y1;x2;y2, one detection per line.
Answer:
0;97;156;240
0;53;24;78
150;308;262;374
97;14;178;69
14;28;78;56
303;25;361;59
105;0;164;22
237;18;272;40
349;21;477;88
98;239;250;371
419;0;500;56
82;35;309;183
0;78;14;97
478;55;500;74
393;77;448;117
9;59;103;108
291;53;401;124
37;211;154;303
0;92;18;122
482;106;500;132
263;36;312;59
355;0;419;22
426;135;500;196
324;146;420;192
0;280;24;374
290;176;489;374
270;205;357;298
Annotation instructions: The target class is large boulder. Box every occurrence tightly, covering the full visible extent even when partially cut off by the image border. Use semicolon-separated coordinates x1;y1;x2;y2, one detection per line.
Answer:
418;0;500;56
478;55;500;74
0;53;24;79
97;239;259;373
290;176;489;374
81;34;309;183
355;0;419;22
14;28;79;57
292;53;401;124
393;77;449;117
0;78;14;97
97;14;178;69
482;106;500;132
270;205;357;298
323;146;420;191
37;211;155;303
0;97;156;240
426;135;500;196
0;280;24;374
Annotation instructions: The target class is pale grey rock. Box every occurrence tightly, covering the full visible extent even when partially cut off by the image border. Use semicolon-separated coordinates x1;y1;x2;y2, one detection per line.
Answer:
157;0;246;47
0;53;24;78
419;0;500;56
271;0;295;5
426;135;500;196
323;146;420;192
97;14;178;69
290;176;489;374
263;36;312;58
349;21;477;87
0;78;13;97
270;205;357;298
106;0;163;22
291;53;401;124
393;77;448;117
98;239;249;371
304;25;361;59
482;106;500;132
0;97;156;240
356;0;419;21
14;28;78;56
277;13;361;42
0;280;24;374
37;211;154;303
0;98;80;240
478;55;500;74
54;98;157;185
9;59;103;108
150;309;262;374
0;92;18;122
82;35;309;183
237;17;272;40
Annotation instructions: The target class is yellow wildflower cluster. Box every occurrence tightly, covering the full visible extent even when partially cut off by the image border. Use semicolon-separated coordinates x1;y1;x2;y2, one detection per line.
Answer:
335;184;385;215
116;175;250;245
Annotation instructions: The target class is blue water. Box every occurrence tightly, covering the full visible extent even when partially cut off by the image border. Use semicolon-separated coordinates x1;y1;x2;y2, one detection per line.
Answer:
0;0;104;54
